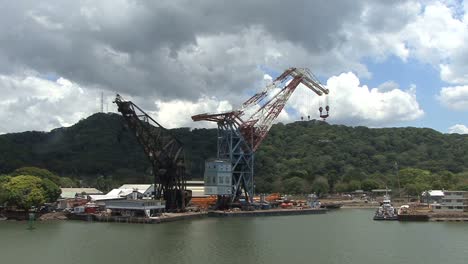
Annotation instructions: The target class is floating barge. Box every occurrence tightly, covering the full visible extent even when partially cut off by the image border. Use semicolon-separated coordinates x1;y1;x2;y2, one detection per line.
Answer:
397;214;429;221
208;208;327;217
70;212;208;224
430;218;468;222
69;208;327;223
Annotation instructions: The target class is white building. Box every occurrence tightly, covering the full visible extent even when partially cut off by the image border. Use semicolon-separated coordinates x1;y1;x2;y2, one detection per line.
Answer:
431;191;468;212
89;182;208;202
89;184;153;202
105;199;165;217
421;190;445;204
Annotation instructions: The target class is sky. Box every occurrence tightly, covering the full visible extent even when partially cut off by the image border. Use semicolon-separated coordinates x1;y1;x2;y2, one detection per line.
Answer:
1;0;468;134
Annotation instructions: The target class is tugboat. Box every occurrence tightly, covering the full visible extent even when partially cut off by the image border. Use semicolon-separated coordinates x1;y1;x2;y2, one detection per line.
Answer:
373;195;398;221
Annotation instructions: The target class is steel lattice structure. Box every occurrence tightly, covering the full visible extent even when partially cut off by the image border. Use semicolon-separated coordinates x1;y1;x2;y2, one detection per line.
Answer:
192;67;330;204
114;95;189;211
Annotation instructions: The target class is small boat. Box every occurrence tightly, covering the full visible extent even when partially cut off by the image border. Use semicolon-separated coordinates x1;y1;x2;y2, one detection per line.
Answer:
0;214;7;221
373;195;398;221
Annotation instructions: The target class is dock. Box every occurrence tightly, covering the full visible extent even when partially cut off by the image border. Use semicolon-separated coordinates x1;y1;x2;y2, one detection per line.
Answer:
208;208;327;217
68;208;326;224
70;212;208;224
398;212;468;222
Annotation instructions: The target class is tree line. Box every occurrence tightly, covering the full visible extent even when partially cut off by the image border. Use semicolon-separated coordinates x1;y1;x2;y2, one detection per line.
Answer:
0;167;66;210
1;113;468;196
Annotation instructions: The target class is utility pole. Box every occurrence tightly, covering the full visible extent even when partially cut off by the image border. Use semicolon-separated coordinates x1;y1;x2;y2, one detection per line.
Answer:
100;92;104;113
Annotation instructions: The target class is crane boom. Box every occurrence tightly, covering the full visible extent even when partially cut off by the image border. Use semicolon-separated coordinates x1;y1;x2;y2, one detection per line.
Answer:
193;67;330;151
114;94;189;211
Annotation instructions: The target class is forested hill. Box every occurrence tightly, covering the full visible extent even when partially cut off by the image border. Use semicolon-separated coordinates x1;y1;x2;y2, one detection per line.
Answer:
1;113;468;192
0;113;217;183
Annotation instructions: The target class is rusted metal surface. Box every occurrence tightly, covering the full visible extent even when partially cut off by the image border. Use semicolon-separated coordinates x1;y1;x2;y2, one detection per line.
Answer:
114;95;190;211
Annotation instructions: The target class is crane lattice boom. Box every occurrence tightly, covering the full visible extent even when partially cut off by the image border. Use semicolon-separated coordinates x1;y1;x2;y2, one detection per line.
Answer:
114;95;189;211
192;67;330;151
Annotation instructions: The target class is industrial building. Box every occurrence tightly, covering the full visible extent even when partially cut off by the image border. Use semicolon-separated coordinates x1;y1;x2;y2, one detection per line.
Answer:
431;191;468;212
89;184;153;202
57;188;103;210
421;190;445;204
104;200;165;217
60;188;103;199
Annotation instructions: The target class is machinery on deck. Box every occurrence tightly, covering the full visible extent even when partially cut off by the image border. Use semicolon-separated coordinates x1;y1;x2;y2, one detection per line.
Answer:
114;95;190;212
192;67;330;207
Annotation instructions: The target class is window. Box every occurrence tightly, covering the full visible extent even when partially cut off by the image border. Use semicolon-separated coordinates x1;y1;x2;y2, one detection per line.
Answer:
457;199;463;203
435;206;441;209
448;206;454;209
457;206;463;209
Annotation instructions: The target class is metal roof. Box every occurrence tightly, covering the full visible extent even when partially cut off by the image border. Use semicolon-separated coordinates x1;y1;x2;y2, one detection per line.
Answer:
422;190;444;196
118;184;153;192
60;188;103;199
90;188;144;201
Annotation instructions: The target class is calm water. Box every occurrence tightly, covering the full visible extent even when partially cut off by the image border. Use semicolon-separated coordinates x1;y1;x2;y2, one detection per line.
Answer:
1;209;467;264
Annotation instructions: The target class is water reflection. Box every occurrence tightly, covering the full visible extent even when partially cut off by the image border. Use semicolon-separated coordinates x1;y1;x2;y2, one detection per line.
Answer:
1;211;468;264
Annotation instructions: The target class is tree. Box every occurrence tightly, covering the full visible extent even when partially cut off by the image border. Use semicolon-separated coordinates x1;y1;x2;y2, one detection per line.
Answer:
334;182;349;193
41;178;61;202
11;167;61;186
0;183;8;205
283;177;309;194
312;177;329;197
361;179;381;191
405;183;430;196
59;177;79;188
348;180;361;192
4;175;46;210
399;168;431;186
95;175;115;193
0;175;11;184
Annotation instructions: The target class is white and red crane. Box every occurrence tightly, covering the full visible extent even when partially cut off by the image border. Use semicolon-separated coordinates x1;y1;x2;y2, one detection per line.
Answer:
192;67;330;206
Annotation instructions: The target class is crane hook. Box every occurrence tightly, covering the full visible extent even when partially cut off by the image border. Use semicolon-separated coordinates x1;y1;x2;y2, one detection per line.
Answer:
319;105;330;120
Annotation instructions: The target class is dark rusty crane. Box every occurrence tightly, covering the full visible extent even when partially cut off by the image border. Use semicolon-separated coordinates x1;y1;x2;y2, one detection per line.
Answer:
114;95;190;211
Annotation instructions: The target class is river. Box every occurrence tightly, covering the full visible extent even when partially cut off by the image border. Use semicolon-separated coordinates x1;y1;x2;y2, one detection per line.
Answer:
0;209;467;264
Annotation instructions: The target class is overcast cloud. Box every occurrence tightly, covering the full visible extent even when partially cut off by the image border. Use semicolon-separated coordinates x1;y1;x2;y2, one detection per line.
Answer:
0;1;467;133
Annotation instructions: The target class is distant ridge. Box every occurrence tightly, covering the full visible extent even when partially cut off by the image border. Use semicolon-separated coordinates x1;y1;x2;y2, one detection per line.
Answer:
1;113;467;191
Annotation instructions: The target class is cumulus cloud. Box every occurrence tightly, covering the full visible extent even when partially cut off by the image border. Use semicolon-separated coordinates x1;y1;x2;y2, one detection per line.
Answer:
437;85;468;110
286;72;424;126
2;1;467;132
0;74;103;134
0;0;373;101
448;124;468;134
151;97;232;129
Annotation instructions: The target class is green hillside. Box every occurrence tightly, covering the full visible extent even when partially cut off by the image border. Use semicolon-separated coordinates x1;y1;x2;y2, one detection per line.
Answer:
1;113;468;193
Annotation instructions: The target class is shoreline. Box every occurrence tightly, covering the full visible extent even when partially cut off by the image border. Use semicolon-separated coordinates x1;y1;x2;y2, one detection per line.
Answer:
4;206;468;223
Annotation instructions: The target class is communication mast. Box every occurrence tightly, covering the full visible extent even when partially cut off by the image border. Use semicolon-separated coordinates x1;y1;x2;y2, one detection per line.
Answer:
101;92;104;113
